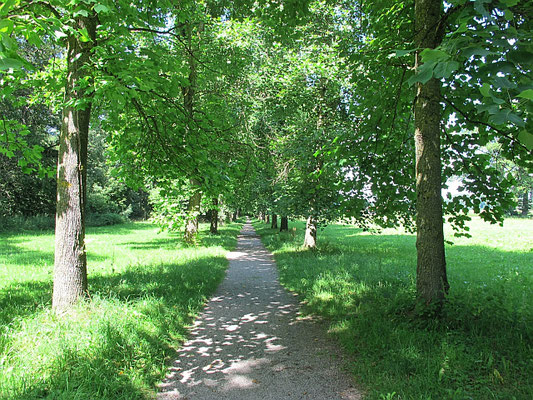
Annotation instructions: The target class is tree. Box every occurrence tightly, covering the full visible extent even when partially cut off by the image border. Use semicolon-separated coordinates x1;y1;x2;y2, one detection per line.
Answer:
2;0;177;310
413;0;448;305
334;0;532;307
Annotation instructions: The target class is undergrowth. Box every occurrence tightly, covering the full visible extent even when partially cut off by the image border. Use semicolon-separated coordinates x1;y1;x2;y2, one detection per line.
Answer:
254;218;533;400
0;221;242;399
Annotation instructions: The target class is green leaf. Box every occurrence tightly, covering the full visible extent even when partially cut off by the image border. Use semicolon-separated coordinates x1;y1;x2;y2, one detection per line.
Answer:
507;113;525;127
392;49;415;57
489;109;510;125
0;0;17;17
462;46;492;58
420;48;449;62
455;23;468;33
434;61;459;79
0;57;23;70
74;9;89;17
502;0;520;7
517;89;533;100
94;4;110;13
480;83;491;97
479;61;515;75
517;130;533;150
407;62;435;86
492;76;515;89
0;18;14;34
508;50;533;66
79;28;91;42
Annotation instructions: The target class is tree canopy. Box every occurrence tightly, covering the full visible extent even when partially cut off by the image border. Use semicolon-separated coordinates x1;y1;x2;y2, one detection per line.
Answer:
1;0;531;310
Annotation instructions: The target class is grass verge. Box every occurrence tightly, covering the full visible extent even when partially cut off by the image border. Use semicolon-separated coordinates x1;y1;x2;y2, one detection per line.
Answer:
254;218;533;400
0;221;242;399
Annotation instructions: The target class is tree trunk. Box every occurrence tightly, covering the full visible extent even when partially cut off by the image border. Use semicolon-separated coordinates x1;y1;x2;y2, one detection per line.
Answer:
271;214;278;229
209;198;219;234
184;181;202;243
52;19;96;311
52;15;97;312
521;191;529;216
303;215;317;248
414;0;449;307
266;214;270;224
280;216;289;232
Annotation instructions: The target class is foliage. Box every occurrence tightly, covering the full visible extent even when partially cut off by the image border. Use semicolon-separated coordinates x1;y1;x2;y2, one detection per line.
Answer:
0;215;54;232
254;217;533;400
0;221;242;399
336;0;533;234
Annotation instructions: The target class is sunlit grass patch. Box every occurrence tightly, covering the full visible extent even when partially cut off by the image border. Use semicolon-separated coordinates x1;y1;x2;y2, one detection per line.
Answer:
254;217;533;400
0;221;242;399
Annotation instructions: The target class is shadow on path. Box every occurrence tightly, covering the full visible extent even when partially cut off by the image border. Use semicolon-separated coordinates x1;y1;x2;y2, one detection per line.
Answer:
157;222;360;400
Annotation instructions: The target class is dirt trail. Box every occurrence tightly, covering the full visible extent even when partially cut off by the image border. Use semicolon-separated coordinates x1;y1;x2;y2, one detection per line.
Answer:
157;221;361;400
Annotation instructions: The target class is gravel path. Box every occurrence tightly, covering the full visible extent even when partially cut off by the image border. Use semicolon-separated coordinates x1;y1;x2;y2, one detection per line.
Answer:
157;221;361;400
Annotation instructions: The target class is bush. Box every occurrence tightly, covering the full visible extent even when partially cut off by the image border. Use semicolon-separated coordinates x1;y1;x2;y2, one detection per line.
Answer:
86;213;128;227
0;215;54;232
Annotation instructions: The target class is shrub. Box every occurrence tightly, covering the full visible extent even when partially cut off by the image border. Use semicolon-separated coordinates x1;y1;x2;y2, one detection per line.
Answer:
86;213;127;227
0;215;54;232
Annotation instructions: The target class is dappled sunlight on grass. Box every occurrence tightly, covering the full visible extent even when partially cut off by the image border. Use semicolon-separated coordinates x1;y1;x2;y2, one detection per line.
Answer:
0;221;242;400
253;217;533;400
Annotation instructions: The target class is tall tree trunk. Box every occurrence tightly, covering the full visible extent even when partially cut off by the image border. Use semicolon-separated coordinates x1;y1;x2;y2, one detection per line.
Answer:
209;197;219;234
271;214;278;229
521;191;529;216
184;181;202;243
266;214;270;224
280;216;289;232
414;0;449;306
303;215;317;248
52;15;97;311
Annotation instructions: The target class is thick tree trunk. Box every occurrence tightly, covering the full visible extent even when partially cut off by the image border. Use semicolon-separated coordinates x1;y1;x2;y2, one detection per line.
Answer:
303;215;317;248
521;191;530;216
280;216;289;232
52;16;97;311
414;0;449;306
209;198;219;234
184;183;202;243
271;214;278;229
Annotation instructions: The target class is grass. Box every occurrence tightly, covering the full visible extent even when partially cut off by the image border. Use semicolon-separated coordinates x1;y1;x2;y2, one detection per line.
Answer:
253;217;533;400
0;221;242;399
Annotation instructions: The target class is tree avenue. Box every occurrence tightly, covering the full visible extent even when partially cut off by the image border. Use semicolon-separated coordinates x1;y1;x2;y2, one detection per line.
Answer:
1;0;531;313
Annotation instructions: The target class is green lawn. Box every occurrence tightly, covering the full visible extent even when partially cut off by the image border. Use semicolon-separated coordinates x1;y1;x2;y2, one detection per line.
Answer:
0;221;242;400
254;217;533;400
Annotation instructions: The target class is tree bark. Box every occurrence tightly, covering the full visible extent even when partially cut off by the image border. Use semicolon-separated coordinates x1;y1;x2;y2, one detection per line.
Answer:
266;214;270;224
521;191;529;216
414;0;449;306
184;182;202;243
271;214;278;229
280;216;289;232
303;215;317;248
52;15;97;311
209;197;219;234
